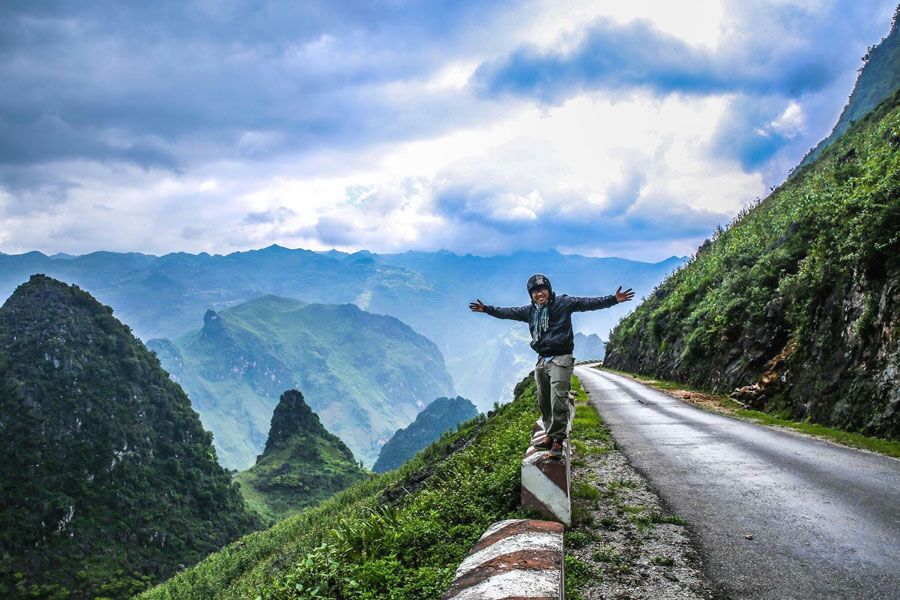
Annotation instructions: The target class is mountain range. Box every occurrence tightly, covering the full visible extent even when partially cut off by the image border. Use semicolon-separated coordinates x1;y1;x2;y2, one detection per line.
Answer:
0;248;684;410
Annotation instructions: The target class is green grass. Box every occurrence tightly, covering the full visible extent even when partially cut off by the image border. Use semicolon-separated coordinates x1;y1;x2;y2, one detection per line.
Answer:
564;555;598;600
573;483;602;501
571;377;609;442
648;512;686;526
597;366;900;458
138;378;542;600
732;409;900;457
591;546;623;564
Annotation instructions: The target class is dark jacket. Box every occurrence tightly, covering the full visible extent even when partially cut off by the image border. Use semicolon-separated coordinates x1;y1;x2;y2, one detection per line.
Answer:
484;292;618;356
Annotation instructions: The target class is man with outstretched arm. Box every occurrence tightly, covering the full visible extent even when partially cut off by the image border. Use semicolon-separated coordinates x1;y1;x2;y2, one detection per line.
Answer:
469;273;635;458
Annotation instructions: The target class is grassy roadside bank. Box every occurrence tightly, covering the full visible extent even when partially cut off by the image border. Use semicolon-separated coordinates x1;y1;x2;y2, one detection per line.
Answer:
138;378;542;600
594;365;900;459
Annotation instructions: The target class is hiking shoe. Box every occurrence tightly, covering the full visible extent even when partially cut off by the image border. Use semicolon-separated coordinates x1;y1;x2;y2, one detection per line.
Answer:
533;435;552;450
549;439;564;459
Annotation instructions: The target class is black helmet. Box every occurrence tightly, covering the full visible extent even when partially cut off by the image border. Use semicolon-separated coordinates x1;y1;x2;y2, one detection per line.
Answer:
526;273;552;294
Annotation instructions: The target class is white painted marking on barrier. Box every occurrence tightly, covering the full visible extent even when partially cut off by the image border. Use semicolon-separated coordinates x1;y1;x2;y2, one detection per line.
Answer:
448;568;561;599
479;519;520;539
521;462;571;525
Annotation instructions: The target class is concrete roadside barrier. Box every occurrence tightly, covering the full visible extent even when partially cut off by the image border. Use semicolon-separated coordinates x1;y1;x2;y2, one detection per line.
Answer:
442;519;565;600
520;392;575;525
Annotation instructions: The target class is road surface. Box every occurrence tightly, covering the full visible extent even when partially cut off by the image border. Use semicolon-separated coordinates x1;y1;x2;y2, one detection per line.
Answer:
575;365;900;600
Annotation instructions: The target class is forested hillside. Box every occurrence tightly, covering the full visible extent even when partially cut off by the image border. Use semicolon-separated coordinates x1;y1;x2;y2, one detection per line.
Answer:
799;8;899;167
0;275;258;599
372;396;478;473
0;247;683;411
605;90;899;438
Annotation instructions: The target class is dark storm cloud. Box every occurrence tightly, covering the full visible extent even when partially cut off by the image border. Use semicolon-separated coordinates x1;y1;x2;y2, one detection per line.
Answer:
471;1;888;103
0;0;510;170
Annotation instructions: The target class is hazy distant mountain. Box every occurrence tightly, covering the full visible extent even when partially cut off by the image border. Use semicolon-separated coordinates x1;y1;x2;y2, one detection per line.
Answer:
235;389;369;523
147;295;454;469
372;396;478;473
447;325;534;411
574;332;606;361
0;275;257;599
0;247;685;409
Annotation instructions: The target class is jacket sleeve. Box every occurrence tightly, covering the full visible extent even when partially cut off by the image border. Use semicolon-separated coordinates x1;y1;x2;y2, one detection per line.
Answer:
483;304;531;322
568;294;618;312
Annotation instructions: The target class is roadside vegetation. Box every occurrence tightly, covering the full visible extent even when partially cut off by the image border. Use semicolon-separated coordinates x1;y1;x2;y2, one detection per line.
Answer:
605;89;900;440
598;365;900;458
139;378;541;600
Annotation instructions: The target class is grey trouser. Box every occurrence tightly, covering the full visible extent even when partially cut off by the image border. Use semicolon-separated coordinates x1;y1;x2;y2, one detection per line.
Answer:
534;353;574;440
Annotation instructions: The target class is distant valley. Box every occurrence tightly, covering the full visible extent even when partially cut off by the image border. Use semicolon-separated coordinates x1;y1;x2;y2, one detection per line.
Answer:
147;295;454;469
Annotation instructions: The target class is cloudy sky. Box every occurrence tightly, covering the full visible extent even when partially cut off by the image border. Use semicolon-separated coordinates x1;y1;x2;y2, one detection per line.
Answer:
0;0;895;260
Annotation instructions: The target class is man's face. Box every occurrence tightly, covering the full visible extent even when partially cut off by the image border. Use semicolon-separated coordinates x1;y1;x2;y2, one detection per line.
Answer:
530;286;550;305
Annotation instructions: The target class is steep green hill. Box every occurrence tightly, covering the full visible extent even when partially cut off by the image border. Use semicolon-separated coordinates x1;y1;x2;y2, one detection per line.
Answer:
605;90;900;438
235;389;369;523
372;396;478;473
0;275;259;600
147;295;455;469
799;8;900;168
138;377;538;600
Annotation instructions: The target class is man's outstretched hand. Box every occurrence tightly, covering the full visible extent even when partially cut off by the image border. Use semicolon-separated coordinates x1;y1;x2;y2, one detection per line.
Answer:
615;286;635;303
469;299;486;312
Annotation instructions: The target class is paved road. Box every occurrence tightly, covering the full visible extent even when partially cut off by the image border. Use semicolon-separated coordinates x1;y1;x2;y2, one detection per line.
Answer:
575;365;900;600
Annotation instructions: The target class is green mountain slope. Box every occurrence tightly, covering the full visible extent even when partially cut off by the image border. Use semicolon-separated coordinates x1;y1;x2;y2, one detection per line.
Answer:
605;90;900;438
235;389;369;523
138;377;538;600
148;295;455;469
0;275;259;600
372;396;478;473
799;8;900;168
